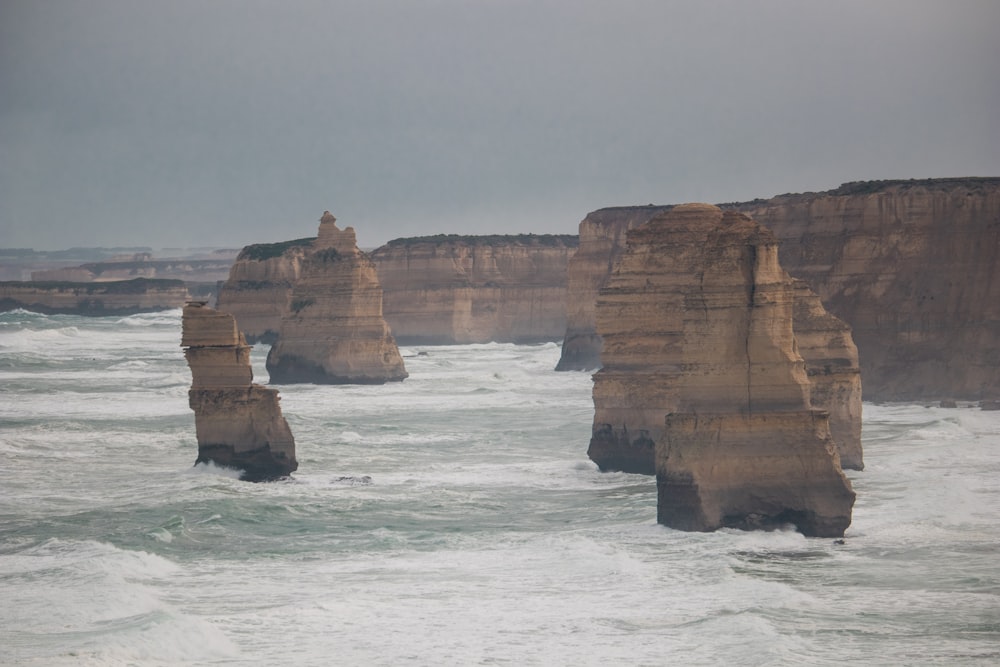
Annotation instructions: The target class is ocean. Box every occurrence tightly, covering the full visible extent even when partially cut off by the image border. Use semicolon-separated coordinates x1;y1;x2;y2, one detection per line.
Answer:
1;308;998;666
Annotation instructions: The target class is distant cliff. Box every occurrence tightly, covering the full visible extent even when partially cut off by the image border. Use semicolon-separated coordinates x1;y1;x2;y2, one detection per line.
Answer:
32;258;235;283
0;278;189;315
370;234;577;344
557;178;1000;402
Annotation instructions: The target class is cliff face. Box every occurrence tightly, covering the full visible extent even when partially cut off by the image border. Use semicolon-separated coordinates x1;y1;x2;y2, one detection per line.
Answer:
557;207;669;370
182;302;297;481
730;178;1000;401
0;278;189;315
216;238;313;343
370;235;577;344
265;213;407;384
591;204;854;536
558;178;1000;402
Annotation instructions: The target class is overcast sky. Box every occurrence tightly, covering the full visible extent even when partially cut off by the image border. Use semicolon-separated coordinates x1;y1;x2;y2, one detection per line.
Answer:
2;1;998;250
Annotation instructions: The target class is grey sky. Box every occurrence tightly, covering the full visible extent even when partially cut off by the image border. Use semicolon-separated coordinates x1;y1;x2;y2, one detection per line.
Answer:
2;1;998;250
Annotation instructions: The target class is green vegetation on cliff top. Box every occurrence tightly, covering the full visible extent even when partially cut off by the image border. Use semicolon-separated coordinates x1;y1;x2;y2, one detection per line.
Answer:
383;233;578;248
238;237;317;261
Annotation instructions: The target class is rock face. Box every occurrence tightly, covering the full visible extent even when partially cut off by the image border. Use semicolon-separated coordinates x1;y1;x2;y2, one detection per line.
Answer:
730;178;1000;402
591;203;854;536
216;238;314;343
557;207;669;371
558;178;1000;403
182;302;297;481
0;278;190;315
370;234;577;344
265;212;407;384
588;245;863;473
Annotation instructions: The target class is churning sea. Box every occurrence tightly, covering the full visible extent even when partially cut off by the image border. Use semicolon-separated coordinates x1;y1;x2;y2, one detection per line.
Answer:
1;308;999;666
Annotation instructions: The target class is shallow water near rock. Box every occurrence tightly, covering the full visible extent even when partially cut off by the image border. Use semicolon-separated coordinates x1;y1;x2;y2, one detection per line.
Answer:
2;308;999;665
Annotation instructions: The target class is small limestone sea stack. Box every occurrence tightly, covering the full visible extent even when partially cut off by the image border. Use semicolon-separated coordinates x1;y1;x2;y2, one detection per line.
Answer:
182;302;297;481
265;212;408;384
593;203;855;537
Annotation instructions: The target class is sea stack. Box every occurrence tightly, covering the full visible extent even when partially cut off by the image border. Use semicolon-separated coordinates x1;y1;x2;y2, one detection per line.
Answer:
593;203;854;537
182;302;297;481
265;212;408;384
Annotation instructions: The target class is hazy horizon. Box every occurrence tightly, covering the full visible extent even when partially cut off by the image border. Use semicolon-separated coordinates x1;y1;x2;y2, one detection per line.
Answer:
3;1;999;251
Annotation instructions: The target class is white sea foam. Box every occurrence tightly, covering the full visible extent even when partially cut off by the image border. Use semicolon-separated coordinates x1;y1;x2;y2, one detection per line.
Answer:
3;316;1000;665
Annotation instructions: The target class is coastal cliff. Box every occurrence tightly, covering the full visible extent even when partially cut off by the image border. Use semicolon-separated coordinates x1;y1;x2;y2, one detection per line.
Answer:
729;178;1000;401
558;177;1000;403
265;212;407;384
0;278;189;315
370;234;576;344
592;204;854;536
216;238;313;343
182;302;297;481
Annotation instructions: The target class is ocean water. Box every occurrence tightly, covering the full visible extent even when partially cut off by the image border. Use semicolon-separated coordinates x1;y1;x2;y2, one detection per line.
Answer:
1;309;999;666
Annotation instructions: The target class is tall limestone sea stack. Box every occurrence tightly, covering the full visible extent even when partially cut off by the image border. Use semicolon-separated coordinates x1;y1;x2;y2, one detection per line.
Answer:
265;212;407;384
593;204;855;536
182;302;297;481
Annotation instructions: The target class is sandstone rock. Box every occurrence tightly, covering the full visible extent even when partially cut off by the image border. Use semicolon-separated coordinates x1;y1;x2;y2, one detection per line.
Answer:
557;206;669;371
592;203;854;536
558;178;1000;403
371;234;576;344
790;280;863;470
265;213;407;384
730;178;1000;402
216;238;313;343
657;412;854;537
0;278;189;315
588;206;862;473
182;302;297;481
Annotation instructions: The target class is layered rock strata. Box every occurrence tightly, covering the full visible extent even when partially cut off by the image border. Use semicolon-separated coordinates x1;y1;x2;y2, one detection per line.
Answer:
730;178;1000;402
265;212;407;384
557;206;670;370
370;234;577;344
557;178;1000;403
182;302;297;481
592;203;855;536
216;238;314;343
0;278;189;315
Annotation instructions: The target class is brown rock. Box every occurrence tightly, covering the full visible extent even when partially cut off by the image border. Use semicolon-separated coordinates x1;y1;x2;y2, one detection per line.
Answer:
371;235;576;344
592;204;854;536
558;178;1000;403
182;302;297;481
588;206;863;473
265;213;407;384
557;206;669;370
790;280;864;470
216;238;313;343
731;178;1000;402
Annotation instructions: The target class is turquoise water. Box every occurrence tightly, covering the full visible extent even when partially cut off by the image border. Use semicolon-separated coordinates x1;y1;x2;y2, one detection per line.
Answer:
1;309;999;665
